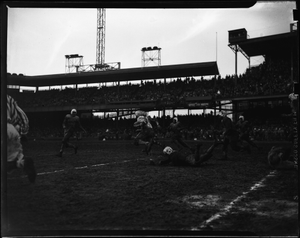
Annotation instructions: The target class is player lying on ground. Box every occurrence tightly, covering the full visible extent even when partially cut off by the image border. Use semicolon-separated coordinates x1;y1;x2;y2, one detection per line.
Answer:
7;95;36;183
268;144;298;208
56;109;86;157
150;140;222;167
268;146;298;171
133;111;164;155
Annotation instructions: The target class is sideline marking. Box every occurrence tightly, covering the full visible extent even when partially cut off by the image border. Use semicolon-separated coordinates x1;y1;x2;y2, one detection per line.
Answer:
192;170;277;230
38;169;65;175
38;159;137;175
9;159;144;179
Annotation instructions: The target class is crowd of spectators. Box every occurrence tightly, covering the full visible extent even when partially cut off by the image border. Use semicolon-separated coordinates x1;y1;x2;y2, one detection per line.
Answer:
9;57;294;142
9;58;293;109
25;113;293;142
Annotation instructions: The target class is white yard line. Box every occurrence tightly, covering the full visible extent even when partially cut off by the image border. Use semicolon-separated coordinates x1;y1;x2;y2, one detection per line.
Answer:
37;160;137;175
192;170;278;230
38;169;65;175
9;159;143;179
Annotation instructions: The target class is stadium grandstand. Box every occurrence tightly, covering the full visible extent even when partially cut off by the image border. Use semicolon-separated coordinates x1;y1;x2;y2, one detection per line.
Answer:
6;27;298;141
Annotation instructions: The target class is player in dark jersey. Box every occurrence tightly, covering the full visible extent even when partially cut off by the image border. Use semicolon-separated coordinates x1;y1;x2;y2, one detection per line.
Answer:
145;115;165;153
219;111;251;160
56;109;86;157
150;140;222;166
235;115;260;150
167;117;192;152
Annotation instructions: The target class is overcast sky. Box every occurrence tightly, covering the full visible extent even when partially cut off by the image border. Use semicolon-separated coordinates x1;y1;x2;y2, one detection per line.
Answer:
7;1;296;78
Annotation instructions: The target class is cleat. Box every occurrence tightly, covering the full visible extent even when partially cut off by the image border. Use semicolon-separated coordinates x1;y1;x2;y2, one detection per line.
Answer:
23;157;36;183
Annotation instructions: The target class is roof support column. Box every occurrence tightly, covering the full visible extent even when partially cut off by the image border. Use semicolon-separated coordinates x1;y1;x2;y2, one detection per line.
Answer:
235;45;238;85
235;45;238;76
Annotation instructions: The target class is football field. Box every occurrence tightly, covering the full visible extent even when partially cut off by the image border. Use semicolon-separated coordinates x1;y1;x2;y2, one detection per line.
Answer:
3;138;298;236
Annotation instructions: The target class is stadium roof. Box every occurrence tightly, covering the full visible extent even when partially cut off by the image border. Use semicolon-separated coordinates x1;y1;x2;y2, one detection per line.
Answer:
7;61;219;87
231;31;297;57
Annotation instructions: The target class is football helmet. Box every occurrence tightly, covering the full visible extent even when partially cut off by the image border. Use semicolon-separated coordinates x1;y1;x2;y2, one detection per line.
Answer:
163;146;173;155
135;110;148;117
137;116;146;123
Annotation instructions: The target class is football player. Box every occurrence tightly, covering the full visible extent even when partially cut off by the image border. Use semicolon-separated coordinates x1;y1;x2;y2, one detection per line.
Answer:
56;109;86;157
150;140;222;167
133;111;164;154
219;111;251;160
267;146;297;170
7;95;36;183
235;115;260;150
167;116;192;152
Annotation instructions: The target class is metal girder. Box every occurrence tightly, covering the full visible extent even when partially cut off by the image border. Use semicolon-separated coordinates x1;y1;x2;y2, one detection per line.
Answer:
228;44;249;61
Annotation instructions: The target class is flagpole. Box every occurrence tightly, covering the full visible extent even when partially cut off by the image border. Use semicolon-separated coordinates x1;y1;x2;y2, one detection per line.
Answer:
216;32;218;62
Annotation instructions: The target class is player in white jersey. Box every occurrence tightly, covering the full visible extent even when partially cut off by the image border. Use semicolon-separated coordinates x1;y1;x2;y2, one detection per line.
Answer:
7;95;36;183
133;111;164;154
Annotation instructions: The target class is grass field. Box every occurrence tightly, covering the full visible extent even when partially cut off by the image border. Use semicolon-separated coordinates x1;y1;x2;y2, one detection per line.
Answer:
2;137;298;237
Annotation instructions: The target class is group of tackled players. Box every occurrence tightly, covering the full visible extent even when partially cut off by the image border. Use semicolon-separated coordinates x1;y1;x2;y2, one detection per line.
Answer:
132;108;297;171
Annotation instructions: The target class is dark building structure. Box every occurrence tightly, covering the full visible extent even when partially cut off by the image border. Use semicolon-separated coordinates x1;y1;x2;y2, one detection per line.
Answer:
6;28;298;125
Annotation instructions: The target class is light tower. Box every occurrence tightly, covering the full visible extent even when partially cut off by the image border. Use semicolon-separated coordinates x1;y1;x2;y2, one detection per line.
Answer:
65;9;121;73
65;54;84;73
141;46;161;67
96;8;106;70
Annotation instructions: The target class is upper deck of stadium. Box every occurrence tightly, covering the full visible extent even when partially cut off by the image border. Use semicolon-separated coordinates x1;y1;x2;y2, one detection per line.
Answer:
6;29;297;88
230;30;297;58
7;61;219;87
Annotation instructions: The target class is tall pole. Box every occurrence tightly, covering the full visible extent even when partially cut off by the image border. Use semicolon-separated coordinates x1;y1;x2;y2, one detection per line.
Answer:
216;32;218;62
96;8;106;66
214;32;218;119
235;45;238;85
